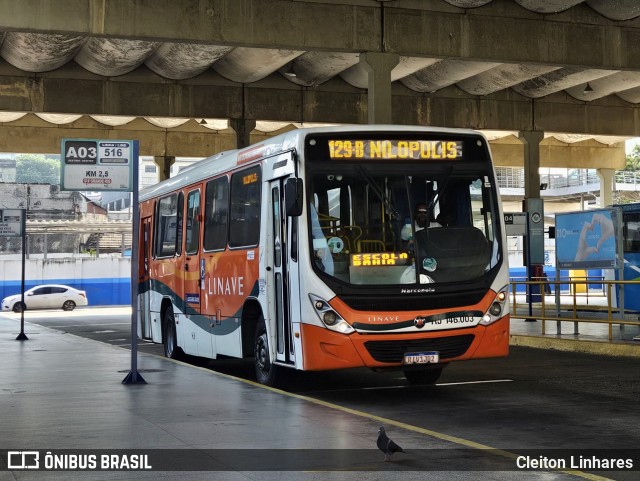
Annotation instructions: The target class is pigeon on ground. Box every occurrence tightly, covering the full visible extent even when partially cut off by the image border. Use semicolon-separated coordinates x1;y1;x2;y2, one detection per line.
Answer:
377;426;405;461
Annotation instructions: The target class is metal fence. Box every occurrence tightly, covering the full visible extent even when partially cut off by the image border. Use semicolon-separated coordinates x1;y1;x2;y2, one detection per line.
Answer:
0;220;132;258
495;167;601;189
510;278;640;340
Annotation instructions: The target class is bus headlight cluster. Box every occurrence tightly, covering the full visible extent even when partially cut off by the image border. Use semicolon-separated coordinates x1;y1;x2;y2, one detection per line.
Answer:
309;294;354;334
480;286;509;326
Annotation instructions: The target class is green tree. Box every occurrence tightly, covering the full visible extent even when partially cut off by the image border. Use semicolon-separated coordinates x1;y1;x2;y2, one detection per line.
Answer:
624;144;640;171
15;154;60;184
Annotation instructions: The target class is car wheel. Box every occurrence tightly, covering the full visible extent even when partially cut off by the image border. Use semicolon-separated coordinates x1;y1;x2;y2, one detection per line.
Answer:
254;317;279;386
13;302;25;313
403;367;443;385
62;300;76;311
163;308;184;360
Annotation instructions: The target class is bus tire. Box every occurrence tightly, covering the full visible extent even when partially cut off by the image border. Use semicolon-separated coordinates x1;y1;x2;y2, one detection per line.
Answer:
403;367;443;385
163;309;183;360
254;318;278;386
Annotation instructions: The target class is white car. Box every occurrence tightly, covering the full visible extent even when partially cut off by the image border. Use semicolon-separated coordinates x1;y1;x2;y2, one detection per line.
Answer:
1;285;89;312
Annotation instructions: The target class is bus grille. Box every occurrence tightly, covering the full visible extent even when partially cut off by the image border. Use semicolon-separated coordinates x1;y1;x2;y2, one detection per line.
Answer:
364;334;475;363
340;290;486;312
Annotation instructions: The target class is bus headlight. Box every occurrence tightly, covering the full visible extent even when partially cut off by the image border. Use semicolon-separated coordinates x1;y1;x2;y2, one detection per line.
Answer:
480;286;509;326
309;294;354;334
323;311;338;325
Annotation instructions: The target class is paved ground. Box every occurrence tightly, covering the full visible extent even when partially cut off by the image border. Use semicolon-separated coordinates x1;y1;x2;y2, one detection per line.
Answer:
1;307;639;480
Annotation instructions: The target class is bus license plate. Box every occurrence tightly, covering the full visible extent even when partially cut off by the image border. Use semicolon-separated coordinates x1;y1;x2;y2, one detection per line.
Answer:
403;351;439;365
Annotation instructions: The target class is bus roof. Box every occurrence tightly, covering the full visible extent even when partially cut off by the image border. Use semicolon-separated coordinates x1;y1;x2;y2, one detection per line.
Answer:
139;124;485;202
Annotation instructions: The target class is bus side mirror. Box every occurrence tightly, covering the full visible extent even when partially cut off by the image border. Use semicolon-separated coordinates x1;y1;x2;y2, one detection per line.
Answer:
285;178;303;217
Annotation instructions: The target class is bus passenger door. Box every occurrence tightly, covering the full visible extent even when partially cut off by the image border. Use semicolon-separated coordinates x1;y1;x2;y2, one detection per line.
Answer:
183;188;210;357
269;179;294;364
138;216;153;340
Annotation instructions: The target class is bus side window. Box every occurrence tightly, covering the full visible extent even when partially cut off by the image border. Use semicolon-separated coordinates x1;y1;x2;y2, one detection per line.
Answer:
176;192;184;256
204;177;229;251
625;216;640;253
155;193;180;258
229;166;262;248
185;189;201;255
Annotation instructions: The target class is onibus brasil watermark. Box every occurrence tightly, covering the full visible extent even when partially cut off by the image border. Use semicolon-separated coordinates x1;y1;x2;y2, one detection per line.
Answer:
7;451;151;471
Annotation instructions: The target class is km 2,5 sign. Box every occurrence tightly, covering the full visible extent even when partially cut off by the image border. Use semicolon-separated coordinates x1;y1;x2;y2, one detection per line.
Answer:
61;139;138;192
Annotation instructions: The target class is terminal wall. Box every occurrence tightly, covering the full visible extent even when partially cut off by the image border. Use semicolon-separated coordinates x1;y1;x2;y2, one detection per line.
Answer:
0;256;131;306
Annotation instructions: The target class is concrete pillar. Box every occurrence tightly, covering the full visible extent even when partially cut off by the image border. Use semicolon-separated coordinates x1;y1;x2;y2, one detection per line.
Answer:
229;118;257;149
518;130;544;199
153;156;175;182
597;168;615;207
359;52;399;124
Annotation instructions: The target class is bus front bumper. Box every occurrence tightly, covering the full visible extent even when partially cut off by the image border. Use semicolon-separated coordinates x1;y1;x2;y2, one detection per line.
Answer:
300;315;509;371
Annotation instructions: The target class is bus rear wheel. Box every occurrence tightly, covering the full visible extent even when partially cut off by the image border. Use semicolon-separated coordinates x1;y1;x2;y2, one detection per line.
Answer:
254;318;279;386
403;367;443;385
163;309;184;360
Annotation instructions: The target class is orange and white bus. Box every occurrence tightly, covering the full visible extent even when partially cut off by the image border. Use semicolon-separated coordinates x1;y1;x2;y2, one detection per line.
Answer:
137;125;509;385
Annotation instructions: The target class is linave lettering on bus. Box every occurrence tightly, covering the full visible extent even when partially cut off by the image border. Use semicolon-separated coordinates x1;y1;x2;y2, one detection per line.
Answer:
366;315;400;322
207;276;245;296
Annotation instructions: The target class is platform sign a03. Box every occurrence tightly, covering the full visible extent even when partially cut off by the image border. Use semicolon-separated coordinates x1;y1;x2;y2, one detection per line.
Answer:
61;139;137;192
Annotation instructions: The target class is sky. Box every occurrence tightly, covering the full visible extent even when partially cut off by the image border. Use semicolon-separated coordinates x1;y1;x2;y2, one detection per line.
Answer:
626;138;640;155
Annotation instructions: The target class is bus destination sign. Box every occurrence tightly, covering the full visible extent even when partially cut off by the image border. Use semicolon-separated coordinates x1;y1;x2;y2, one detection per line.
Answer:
328;139;463;160
61;139;137;192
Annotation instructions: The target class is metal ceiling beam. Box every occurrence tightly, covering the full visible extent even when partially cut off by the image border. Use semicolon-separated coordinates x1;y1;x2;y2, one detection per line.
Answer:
0;119;237;157
2;1;640;70
0;113;627;171
385;4;640;70
0;0;380;52
2;67;639;136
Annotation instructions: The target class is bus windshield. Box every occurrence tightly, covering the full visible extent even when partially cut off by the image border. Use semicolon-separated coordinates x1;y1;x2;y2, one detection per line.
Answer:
308;165;500;286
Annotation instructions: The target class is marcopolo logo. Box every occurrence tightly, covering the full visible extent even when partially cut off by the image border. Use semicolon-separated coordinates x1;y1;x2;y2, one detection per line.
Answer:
8;451;40;469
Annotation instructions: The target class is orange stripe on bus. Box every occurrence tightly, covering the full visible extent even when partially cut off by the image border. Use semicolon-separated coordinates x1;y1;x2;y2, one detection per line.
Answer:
237;144;265;164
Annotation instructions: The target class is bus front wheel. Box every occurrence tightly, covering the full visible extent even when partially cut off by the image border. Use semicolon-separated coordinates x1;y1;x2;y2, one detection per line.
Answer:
254;318;278;386
163;309;184;360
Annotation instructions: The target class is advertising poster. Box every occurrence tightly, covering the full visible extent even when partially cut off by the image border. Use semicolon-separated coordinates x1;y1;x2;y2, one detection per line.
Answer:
555;209;618;269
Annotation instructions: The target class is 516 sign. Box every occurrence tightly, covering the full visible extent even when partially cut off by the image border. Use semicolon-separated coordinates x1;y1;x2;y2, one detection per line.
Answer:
61;139;137;192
